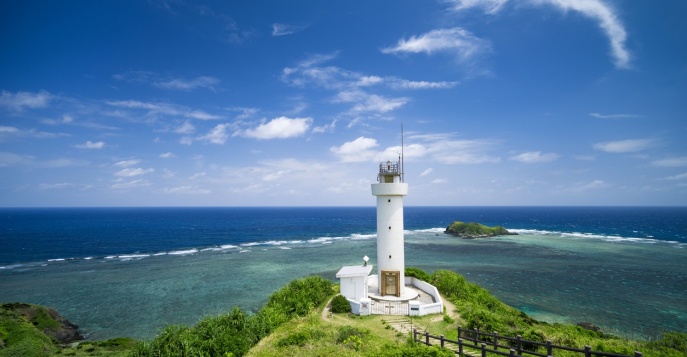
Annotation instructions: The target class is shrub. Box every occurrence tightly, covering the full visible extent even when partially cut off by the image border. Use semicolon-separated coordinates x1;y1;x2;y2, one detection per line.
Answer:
330;295;352;314
406;267;431;282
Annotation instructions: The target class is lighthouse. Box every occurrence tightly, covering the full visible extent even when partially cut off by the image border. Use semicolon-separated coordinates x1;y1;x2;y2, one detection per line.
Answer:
371;158;408;297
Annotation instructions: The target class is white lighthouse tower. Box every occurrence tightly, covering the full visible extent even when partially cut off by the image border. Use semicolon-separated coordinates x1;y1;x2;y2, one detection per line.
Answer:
371;158;408;297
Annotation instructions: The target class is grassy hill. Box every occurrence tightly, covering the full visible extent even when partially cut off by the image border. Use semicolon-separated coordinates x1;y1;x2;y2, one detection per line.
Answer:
2;270;685;356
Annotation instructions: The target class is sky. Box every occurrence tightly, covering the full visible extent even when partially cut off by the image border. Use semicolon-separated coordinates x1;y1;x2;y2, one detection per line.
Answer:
0;0;686;207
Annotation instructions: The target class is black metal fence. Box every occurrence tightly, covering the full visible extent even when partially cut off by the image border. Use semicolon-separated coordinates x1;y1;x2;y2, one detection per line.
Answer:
413;327;642;357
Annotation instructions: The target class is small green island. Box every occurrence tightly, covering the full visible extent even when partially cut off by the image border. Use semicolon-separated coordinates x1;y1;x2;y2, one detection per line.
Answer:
445;221;517;238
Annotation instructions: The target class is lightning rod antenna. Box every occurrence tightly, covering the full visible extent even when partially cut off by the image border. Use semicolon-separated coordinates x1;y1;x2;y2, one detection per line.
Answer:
401;123;404;183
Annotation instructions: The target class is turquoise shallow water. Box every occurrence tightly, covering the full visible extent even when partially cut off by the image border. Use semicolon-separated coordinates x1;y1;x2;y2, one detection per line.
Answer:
0;207;685;341
1;229;684;340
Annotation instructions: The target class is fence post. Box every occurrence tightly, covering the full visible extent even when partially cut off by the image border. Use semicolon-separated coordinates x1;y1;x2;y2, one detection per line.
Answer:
425;331;430;346
413;328;417;342
584;345;592;357
494;331;499;350
474;328;479;346
458;338;464;357
458;326;462;339
546;340;553;356
516;335;522;354
510;349;516;357
440;335;445;348
634;352;642;357
481;342;487;357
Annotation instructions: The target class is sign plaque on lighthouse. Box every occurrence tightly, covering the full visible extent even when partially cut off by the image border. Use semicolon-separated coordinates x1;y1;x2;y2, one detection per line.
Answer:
371;159;408;297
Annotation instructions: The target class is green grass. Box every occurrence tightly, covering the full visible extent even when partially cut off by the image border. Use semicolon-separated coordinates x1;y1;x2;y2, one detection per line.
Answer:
3;270;684;356
425;269;687;357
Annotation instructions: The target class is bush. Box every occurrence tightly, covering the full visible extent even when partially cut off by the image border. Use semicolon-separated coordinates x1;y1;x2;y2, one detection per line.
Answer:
330;295;352;314
406;267;431;282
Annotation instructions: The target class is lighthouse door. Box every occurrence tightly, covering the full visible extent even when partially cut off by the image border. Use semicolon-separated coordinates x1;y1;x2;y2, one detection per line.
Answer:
381;270;400;297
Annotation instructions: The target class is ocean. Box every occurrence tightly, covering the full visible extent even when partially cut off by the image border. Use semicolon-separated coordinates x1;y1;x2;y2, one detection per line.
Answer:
0;206;685;341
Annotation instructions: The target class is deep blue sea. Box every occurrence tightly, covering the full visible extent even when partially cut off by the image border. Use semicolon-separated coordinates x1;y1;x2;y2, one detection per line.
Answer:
1;206;685;341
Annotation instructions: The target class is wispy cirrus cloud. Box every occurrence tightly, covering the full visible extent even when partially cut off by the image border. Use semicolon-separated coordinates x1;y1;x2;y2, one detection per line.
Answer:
446;0;630;68
509;151;559;163
652;157;687;167
382;27;491;62
106;100;221;121
593;139;653;153
114;167;154;177
0;90;53;112
114;71;220;91
272;23;308;36
589;112;641;119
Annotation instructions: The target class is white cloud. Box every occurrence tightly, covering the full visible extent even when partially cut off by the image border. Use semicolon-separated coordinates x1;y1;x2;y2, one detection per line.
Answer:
175;121;195;135
154;76;219;91
330;136;380;162
38;183;75;190
569;179;608;192
351;94;409;113
106;100;221;121
114;159;142;167
0;126;20;134
161;185;211;194
446;0;508;14
652;157;687;167
389;79;459;89
431;178;448;184
110;179;151;190
0;152;33;166
593;139;652;153
75;141;105;149
189;172;207;180
0;90;52;111
406;133;500;164
447;0;631;68
589;112;640;119
664;172;687;180
382;27;491;62
420;168;433;176
114;168;154;177
242;117;312;139
199;123;230;144
509;151;559;163
160;152;176;159
573;155;596;161
272;23;308;36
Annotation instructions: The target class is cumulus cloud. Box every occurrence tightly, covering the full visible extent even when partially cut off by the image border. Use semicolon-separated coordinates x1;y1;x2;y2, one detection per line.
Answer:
593;139;652;153
330;136;380;162
509;151;559;163
75;141;105;149
382;27;491;62
242;117;312;139
446;0;630;68
159;152;176;159
0;90;53;111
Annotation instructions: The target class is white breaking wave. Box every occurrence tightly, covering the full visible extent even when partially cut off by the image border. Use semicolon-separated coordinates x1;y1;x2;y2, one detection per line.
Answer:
509;229;682;246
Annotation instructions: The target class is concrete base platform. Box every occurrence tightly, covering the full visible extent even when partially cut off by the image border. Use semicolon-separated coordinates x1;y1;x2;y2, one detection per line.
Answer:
367;277;437;304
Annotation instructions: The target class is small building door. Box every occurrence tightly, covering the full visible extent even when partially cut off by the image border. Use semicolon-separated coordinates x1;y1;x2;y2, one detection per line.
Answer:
381;270;400;297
